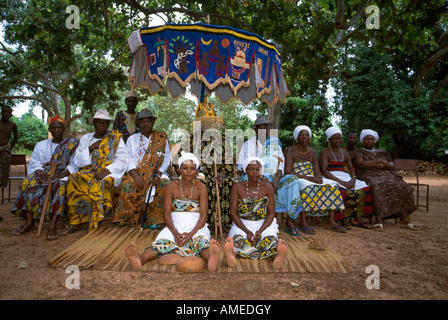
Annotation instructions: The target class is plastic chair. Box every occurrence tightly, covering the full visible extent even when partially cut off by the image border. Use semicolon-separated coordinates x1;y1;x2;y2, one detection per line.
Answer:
394;159;429;212
1;154;27;204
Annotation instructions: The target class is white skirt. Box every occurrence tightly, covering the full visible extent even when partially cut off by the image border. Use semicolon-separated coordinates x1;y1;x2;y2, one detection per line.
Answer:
328;171;369;189
156;211;211;242
228;218;279;240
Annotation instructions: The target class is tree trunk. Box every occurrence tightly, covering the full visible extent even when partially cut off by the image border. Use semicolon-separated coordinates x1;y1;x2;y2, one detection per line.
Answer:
62;95;72;138
268;100;282;129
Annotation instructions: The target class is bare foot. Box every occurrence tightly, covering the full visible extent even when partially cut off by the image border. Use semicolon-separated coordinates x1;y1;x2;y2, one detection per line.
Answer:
125;242;143;271
207;239;221;272
223;237;237;268
273;239;289;270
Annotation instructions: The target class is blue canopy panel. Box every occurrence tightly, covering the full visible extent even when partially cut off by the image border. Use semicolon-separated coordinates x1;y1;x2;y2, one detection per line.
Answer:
127;23;289;106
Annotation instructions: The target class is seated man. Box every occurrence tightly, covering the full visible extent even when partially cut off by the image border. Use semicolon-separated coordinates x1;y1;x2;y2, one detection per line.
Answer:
344;131;360;162
11;116;79;240
59;110;128;235
113;109;171;229
237;116;284;193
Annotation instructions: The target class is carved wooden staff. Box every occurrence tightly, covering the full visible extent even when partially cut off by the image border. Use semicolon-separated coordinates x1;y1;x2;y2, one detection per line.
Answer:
273;155;284;182
213;152;223;240
36;161;59;238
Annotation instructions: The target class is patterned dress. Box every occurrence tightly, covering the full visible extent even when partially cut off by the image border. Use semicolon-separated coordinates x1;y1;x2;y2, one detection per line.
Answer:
327;161;374;219
229;196;279;260
11;138;79;219
147;198;210;257
113;131;170;228
200;136;234;228
275;161;345;220
66;130;127;231
353;148;416;220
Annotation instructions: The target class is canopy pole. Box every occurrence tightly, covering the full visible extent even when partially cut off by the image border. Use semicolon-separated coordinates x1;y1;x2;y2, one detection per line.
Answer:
200;81;205;103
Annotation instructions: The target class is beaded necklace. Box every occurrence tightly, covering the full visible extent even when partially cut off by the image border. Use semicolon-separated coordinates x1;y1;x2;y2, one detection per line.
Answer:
246;179;260;199
180;179;195;200
295;145;311;162
329;147;344;162
137;133;153;164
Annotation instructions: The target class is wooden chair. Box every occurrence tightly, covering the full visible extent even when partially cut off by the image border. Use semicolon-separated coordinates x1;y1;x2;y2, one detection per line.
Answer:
394;158;429;212
1;154;28;204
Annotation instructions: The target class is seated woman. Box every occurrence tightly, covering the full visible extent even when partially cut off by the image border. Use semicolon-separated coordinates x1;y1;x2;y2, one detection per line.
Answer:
353;129;418;231
275;125;346;235
223;157;288;270
124;153;221;272
319;127;373;229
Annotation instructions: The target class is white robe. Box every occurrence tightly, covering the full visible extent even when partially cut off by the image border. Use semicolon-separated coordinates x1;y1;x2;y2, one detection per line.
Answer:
125;132;171;179
72;132;128;186
28;139;77;182
237;136;285;180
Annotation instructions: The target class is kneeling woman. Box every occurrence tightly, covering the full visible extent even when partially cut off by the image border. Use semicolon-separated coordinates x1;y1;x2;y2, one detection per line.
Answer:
125;153;221;272
224;157;288;270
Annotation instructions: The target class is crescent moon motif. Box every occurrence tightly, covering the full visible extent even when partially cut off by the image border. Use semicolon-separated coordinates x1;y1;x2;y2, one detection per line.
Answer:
201;38;212;46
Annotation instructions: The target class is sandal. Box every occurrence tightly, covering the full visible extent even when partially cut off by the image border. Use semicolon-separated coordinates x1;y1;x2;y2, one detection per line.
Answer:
325;225;347;233
11;223;34;236
300;227;316;235
284;226;301;236
352;222;373;229
399;220;418;231
343;220;352;230
58;225;78;236
372;223;383;231
46;231;59;241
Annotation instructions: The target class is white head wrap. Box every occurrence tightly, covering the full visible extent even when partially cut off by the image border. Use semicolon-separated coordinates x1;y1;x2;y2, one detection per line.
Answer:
178;152;200;169
293;125;312;141
242;157;264;174
325;126;342;141
360;129;379;143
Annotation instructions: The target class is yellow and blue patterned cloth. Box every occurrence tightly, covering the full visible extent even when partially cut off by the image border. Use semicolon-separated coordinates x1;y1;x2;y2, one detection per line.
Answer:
275;161;345;220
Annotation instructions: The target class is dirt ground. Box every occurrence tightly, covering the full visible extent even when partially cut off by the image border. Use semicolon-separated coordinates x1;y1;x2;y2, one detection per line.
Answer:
1;165;447;302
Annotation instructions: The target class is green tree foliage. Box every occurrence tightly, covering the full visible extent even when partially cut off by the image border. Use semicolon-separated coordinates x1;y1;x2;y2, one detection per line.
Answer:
331;43;448;161
279;92;332;152
12;112;48;152
2;0;447;162
1;0;141;134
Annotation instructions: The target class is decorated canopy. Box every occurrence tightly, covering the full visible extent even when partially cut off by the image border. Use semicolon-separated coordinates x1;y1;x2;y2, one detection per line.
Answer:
127;23;289;106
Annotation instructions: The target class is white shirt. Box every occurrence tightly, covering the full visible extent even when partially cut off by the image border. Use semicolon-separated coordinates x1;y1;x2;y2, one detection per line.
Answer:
125;132;171;179
72;132;128;186
28;139;77;182
237;136;285;175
